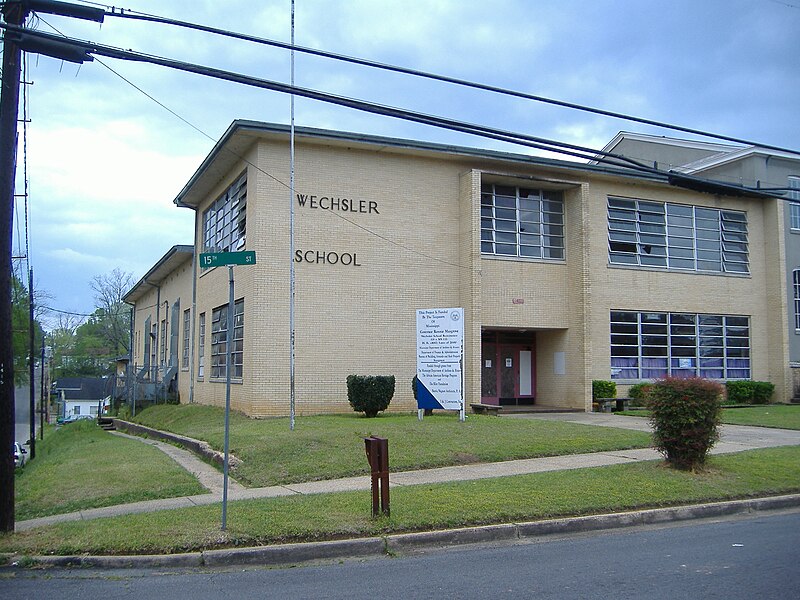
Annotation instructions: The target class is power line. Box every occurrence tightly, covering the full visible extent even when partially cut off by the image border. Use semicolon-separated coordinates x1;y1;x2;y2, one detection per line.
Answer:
8;21;788;280
100;4;800;158
1;25;747;181
33;19;473;272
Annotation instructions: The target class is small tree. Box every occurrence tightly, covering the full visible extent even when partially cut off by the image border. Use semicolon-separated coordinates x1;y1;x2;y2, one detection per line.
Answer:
648;377;723;470
347;375;395;418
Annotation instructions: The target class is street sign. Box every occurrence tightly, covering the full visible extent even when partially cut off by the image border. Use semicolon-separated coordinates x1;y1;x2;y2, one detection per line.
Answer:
199;251;256;268
198;249;256;530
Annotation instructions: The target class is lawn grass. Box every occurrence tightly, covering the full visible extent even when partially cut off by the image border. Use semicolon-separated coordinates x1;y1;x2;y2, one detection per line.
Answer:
3;446;799;557
129;405;653;486
718;405;800;429
619;405;800;430
14;420;207;521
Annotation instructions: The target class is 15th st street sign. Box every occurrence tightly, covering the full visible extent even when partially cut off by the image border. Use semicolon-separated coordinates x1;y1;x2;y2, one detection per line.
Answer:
197;249;255;531
199;251;256;268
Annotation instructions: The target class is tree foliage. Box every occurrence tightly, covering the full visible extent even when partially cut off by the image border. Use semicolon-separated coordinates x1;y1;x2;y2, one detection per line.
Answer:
90;268;134;356
50;268;134;379
647;377;723;470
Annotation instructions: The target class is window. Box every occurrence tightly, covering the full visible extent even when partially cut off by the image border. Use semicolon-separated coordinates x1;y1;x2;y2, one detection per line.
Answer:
160;319;167;366
789;177;800;230
794;270;800;331
198;312;205;379
607;197;749;274
202;172;247;252
150;323;158;378
610;311;750;380
480;183;564;259
182;309;190;370
210;299;244;379
142;316;151;372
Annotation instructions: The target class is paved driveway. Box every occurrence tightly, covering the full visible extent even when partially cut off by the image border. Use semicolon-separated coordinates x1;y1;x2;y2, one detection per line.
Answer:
504;412;800;452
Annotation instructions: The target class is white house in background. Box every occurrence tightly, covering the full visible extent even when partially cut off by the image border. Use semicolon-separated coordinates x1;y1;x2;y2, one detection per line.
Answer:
52;377;110;419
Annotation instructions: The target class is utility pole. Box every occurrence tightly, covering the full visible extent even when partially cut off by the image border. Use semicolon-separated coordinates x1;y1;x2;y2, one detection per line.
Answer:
0;0;104;534
40;332;45;439
28;266;34;459
0;0;30;534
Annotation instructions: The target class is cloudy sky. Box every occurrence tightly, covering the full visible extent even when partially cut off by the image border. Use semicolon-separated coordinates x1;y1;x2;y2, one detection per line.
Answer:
9;0;800;324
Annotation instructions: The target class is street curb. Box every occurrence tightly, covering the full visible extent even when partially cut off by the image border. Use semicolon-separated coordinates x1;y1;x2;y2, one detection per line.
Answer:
202;537;386;567
5;493;799;570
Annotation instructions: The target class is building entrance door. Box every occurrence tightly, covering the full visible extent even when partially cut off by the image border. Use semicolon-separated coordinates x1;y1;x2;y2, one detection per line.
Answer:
481;332;535;405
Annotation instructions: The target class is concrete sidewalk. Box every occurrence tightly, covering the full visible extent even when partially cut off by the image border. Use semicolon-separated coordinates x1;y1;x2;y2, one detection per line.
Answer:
15;413;800;532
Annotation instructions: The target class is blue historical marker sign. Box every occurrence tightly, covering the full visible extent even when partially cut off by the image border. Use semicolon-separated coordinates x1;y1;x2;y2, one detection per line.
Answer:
416;308;464;412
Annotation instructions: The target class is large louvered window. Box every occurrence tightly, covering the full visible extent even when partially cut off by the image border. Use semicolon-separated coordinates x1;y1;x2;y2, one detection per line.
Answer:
610;311;750;380
607;197;748;274
202;172;247;253
211;299;244;380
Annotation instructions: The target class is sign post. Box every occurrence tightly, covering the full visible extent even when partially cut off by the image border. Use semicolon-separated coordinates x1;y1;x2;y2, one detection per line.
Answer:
199;251;256;530
415;308;465;422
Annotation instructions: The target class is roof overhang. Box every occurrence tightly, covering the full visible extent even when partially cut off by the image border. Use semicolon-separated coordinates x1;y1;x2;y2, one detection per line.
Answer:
123;245;194;304
173;121;781;211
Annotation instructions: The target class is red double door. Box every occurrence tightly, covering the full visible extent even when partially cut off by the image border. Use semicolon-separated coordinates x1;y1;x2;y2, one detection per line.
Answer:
481;335;535;406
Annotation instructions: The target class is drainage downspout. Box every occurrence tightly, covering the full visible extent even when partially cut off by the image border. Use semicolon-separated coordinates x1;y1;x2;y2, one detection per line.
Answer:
176;198;198;404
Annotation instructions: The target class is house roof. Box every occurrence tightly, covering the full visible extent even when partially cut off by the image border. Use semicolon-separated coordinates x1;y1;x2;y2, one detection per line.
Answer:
598;131;800;174
173;121;777;211
123;244;194;304
52;377;110;401
595;131;742;161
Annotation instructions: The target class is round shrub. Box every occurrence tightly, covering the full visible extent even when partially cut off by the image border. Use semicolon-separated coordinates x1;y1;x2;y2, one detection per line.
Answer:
647;377;723;470
628;383;653;407
592;380;616;400
347;375;396;418
724;380;776;405
751;381;775;404
724;380;751;405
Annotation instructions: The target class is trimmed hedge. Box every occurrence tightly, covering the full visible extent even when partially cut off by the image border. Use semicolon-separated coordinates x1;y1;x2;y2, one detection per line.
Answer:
725;380;775;405
648;377;724;470
628;383;654;406
592;380;616;400
347;375;396;418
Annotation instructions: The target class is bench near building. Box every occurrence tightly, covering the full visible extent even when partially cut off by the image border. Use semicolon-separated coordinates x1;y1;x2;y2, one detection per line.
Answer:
123;120;791;417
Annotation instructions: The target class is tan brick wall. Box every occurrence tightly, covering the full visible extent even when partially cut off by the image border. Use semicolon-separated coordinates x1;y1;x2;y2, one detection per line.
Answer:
584;180;788;403
170;131;791;415
192;145;258;415
130;256;194;402
459;170;482;406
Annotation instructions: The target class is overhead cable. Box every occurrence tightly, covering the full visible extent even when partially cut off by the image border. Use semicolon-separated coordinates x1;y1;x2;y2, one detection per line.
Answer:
0;25;679;175
1;24;785;199
104;6;800;158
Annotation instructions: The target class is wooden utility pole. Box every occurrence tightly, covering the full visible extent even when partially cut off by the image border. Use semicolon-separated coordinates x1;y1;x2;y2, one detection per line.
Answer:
0;0;29;533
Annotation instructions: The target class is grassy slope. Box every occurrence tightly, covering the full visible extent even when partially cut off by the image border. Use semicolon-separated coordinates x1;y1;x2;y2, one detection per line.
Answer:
130;405;653;486
3;446;799;556
14;421;207;520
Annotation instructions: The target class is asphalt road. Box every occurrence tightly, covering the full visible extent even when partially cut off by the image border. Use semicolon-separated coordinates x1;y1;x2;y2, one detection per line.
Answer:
2;510;798;599
14;366;44;446
14;382;32;446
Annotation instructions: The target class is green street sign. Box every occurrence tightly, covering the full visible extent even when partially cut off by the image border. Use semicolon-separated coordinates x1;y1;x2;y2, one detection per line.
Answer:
199;251;257;268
